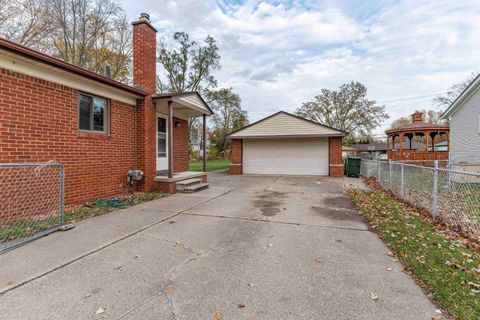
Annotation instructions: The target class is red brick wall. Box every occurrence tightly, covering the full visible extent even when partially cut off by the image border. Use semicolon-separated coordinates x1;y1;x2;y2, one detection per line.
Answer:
132;21;157;94
329;137;343;177
0;68;138;205
132;19;157;191
173;118;189;173
230;139;242;175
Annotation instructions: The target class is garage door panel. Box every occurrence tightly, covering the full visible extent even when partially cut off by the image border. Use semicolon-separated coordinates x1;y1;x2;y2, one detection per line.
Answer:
243;138;329;175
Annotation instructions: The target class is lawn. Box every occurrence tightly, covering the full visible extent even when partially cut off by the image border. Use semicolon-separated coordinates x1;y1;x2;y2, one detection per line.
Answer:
347;188;480;320
188;159;231;172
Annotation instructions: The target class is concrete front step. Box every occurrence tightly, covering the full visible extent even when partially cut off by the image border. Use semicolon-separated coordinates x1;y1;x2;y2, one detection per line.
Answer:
178;182;209;193
176;178;203;187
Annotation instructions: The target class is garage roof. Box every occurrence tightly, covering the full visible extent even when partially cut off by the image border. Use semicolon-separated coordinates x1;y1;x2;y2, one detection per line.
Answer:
228;111;346;139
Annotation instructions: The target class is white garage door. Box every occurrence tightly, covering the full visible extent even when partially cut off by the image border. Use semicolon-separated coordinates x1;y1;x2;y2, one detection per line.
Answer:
243;138;329;175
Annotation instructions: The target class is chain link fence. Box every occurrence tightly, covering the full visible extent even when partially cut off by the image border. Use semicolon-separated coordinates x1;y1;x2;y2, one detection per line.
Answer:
360;159;480;242
0;163;64;252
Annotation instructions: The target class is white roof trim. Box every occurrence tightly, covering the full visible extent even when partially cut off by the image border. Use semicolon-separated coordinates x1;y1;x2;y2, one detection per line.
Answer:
228;111;346;139
153;92;213;116
442;74;480;119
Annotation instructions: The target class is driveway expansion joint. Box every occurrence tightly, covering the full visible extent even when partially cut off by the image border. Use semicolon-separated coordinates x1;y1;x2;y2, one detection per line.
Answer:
0;188;234;296
180;212;371;232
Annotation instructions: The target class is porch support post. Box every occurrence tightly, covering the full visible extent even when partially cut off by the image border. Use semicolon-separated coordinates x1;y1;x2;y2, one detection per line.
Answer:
203;114;207;172
399;133;404;160
167;100;174;178
425;130;429;152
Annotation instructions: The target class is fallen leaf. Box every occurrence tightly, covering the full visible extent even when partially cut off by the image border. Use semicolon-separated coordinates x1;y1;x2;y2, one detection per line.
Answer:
315;256;321;264
214;311;222;320
369;292;378;301
166;286;174;293
248;283;254;287
169;221;175;224
6;280;14;286
237;303;246;309
431;317;443;320
386;267;392;271
387;252;394;257
95;308;105;314
267;244;272;248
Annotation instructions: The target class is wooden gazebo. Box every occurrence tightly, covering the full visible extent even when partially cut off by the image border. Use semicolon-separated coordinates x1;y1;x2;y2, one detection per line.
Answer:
385;112;449;161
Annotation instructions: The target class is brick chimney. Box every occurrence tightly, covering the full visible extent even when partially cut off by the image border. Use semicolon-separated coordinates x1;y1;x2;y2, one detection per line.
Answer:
411;111;424;123
132;13;157;93
132;13;157;193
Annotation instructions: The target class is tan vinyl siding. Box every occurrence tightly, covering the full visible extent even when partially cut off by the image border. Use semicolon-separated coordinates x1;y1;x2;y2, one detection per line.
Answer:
229;112;343;138
450;86;480;164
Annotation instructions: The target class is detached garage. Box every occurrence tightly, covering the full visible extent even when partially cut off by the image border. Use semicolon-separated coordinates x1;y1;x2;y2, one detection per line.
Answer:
228;111;346;177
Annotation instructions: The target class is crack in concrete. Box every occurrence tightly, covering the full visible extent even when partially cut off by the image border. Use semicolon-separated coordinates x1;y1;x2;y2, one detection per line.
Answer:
0;189;234;296
160;249;213;320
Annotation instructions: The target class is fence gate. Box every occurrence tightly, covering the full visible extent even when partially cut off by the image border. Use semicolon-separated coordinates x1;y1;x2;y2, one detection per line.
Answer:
0;163;64;252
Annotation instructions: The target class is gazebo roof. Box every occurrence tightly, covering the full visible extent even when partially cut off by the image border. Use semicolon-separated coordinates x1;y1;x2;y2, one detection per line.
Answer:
385;122;449;134
385;112;449;135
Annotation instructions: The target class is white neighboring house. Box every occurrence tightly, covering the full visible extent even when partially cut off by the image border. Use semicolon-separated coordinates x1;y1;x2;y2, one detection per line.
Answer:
442;75;480;173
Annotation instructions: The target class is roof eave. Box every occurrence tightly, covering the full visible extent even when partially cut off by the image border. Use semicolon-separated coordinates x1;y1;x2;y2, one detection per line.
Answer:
153;91;213;116
226;111;347;138
228;133;346;140
0;37;147;97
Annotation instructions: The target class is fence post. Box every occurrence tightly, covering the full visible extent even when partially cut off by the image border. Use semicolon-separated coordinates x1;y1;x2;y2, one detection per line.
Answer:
367;160;371;178
389;160;392;188
400;163;404;199
60;165;65;225
432;160;439;221
377;161;381;181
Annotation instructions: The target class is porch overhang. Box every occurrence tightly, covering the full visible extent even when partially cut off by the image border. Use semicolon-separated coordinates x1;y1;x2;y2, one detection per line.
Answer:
152;91;212;179
153;91;213;118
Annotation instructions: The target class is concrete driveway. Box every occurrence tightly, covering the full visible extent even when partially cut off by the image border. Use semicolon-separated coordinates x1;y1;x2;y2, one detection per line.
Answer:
0;172;439;319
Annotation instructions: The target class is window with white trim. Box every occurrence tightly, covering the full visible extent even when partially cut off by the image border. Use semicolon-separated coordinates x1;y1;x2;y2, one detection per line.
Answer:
78;93;108;132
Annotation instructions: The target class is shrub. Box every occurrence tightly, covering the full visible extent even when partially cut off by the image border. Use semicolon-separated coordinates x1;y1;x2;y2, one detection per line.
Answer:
208;147;219;160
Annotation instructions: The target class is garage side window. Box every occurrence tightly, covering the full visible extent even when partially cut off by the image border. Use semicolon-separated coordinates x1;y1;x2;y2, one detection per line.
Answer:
78;93;108;132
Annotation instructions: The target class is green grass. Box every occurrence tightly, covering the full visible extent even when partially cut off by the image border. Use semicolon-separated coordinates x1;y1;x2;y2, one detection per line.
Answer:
1;192;168;243
347;189;480;320
188;159;231;172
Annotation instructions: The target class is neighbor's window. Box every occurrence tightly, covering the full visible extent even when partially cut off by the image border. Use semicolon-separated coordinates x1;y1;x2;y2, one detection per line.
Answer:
78;93;108;132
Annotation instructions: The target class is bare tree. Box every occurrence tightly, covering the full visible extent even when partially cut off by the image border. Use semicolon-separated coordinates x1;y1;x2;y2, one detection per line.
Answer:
0;0;53;48
296;81;389;141
157;32;220;94
434;72;479;108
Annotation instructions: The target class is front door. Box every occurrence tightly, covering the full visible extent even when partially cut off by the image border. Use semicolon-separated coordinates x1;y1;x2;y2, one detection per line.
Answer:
156;115;168;172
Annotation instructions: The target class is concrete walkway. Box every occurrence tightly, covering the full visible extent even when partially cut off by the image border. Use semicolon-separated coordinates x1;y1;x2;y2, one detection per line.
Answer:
0;172;438;319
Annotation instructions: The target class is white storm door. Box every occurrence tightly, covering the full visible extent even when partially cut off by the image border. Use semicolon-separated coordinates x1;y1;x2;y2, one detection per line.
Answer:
156;115;168;171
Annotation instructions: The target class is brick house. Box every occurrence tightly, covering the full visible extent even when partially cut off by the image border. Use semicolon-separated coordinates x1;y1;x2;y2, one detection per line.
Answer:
0;13;212;205
227;111;345;177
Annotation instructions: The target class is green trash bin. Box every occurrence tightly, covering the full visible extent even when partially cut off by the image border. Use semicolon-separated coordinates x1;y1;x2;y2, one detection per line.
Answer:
346;157;361;178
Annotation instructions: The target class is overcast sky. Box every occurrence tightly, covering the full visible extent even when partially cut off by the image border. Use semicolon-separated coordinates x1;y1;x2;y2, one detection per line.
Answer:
119;0;480;136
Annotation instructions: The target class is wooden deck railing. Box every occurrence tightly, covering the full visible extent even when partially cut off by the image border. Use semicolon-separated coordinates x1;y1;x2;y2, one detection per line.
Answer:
388;150;449;161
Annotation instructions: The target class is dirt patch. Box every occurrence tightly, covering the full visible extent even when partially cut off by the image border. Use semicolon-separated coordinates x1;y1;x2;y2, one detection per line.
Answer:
324;196;356;210
261;207;281;216
312;206;363;222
